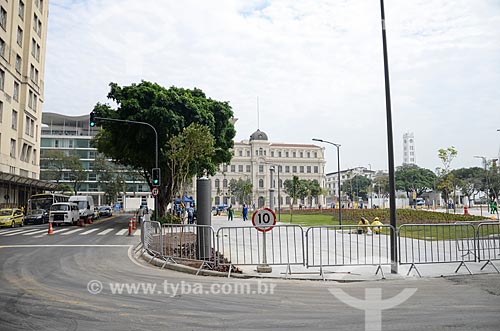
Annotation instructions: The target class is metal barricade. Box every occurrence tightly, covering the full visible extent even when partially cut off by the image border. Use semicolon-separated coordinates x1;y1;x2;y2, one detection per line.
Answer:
398;223;476;277
142;220;162;258
476;222;500;273
216;225;305;275
305;225;395;279
161;224;217;272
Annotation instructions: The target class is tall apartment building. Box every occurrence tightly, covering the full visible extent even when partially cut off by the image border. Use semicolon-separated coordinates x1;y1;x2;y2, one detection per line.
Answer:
0;0;53;207
403;132;416;165
40;112;152;208
210;129;326;208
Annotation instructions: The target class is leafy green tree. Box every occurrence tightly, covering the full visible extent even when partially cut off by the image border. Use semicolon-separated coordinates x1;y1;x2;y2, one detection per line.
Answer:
92;81;235;216
436;146;458;210
40;150;86;195
452;167;484;207
228;178;253;205
395;164;437;199
373;174;389;197
167;123;215;203
342;175;372;201
93;154;126;205
65;154;87;195
284;176;301;222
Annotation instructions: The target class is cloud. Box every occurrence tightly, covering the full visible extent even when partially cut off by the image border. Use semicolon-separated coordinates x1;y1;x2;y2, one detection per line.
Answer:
44;0;500;171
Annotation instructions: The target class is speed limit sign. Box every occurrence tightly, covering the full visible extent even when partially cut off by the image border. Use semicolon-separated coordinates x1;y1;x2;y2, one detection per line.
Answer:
152;187;159;197
252;208;276;232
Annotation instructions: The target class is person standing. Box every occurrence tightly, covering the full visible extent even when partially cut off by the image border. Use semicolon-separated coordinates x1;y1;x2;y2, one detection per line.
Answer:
227;204;234;221
242;203;248;222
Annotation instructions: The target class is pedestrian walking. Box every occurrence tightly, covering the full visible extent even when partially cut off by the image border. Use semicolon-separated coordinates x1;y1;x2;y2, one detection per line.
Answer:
242;203;248;221
227;204;234;221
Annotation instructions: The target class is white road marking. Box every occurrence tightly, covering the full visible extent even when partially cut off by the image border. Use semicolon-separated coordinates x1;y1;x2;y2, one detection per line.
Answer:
3;229;42;236
116;229;128;235
79;228;100;235
97;228;114;235
34;227;71;238
22;229;48;235
60;228;84;235
133;229;141;236
0;229;30;236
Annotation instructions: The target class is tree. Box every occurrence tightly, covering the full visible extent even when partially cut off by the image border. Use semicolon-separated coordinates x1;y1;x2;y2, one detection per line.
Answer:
93;154;127;205
373;175;389;197
436;146;458;211
395;164;437;200
228;178;253;205
92;81;235;216
167;123;215;204
65;154;87;195
307;179;322;207
284;176;301;222
452;167;484;207
40;150;86;195
342;175;372;201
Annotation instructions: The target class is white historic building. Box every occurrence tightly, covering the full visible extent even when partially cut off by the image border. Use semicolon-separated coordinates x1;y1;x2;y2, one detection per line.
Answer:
210;129;326;209
403;132;416;165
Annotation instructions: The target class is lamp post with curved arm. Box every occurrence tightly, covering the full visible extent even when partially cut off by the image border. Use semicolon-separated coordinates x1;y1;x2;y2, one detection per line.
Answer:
312;138;342;225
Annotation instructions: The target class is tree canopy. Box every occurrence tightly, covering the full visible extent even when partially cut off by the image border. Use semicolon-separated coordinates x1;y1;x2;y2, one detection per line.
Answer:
395;164;437;198
92;81;235;215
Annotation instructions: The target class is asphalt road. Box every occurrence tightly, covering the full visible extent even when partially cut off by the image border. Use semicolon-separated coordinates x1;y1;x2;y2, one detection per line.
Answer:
1;214;499;330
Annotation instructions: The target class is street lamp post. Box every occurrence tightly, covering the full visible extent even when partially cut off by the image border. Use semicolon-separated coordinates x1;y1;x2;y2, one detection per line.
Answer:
312;138;342;225
265;163;281;223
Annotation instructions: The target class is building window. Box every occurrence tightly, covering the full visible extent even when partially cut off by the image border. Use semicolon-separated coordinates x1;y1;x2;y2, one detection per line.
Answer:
10;139;16;158
307;152;310;158
238;165;243;172
246;150;250;157
0;7;7;30
54;140;59;148
17;27;23;46
28;90;33;108
300;152;304;158
307;166;311;173
33;95;37;111
214;179;220;189
33;14;38;30
293;151;296;158
0;69;4;90
278;151;282;157
278;179;282;189
314;152;317;158
230;165;235;172
0;101;3;123
19;1;25;20
314;166;319;173
271;151;274;157
285;151;289;157
259;179;264;188
31;38;36;57
11;110;18;130
292;166;297;173
285;166;290;173
36;44;40;61
239;150;242;156
13;82;19;101
15;55;22;72
246;165;251;172
223;179;228;188
37;20;42;36
300;166;304;173
0;38;4;58
259;165;264;173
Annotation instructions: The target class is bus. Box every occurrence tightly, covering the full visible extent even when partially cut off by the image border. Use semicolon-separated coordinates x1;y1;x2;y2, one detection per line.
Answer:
27;193;70;215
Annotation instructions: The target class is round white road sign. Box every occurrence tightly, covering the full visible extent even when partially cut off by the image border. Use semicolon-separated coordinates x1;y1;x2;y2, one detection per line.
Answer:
152;187;159;197
251;208;277;232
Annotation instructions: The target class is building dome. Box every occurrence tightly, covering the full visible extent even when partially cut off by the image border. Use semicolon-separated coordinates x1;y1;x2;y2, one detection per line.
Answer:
249;129;268;141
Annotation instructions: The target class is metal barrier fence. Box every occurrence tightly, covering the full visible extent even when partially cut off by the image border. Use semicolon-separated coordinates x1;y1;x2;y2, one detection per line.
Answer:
161;224;217;271
142;221;162;258
305;225;395;279
398;223;476;277
216;224;305;275
476;222;500;273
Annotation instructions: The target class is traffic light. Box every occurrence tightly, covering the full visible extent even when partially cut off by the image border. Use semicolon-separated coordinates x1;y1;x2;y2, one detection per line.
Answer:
152;168;160;186
90;111;96;127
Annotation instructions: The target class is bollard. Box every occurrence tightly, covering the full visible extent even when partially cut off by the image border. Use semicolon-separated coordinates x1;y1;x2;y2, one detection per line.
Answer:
128;219;133;236
132;217;136;230
196;177;212;260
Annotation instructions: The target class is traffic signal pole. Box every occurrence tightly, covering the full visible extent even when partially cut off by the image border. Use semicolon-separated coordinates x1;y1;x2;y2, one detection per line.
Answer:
91;115;159;222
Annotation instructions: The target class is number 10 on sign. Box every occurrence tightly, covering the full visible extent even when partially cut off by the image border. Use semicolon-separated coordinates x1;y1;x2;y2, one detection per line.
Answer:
252;208;276;232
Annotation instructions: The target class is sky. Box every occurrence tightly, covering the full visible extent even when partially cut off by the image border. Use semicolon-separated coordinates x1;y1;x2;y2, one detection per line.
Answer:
44;0;500;173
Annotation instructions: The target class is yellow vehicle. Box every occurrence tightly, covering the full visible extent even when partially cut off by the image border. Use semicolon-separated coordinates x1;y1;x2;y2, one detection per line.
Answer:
0;208;24;228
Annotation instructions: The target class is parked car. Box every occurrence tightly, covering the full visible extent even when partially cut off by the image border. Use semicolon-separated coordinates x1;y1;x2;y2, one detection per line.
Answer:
98;205;112;217
24;209;49;225
0;208;24;228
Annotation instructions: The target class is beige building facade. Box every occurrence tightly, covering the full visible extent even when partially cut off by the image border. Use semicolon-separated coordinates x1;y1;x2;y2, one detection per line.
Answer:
210;129;326;209
0;0;52;207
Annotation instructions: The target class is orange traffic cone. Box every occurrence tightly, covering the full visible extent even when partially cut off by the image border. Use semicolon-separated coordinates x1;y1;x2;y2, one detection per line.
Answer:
48;222;54;235
128;219;133;236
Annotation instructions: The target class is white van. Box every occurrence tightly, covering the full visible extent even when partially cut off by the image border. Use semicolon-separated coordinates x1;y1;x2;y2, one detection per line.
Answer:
69;195;95;221
49;202;79;225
